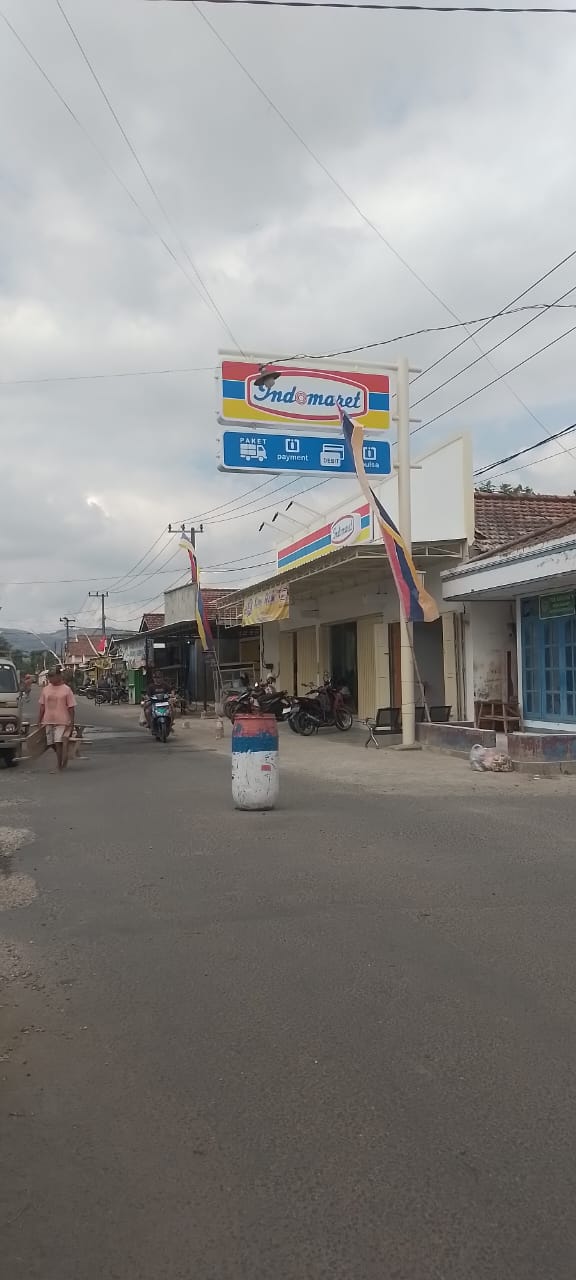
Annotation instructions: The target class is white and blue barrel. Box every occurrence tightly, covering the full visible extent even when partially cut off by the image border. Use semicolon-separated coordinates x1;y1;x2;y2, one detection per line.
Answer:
231;713;279;811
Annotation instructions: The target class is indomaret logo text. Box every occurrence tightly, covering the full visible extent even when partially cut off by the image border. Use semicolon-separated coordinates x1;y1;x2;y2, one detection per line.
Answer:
247;370;367;421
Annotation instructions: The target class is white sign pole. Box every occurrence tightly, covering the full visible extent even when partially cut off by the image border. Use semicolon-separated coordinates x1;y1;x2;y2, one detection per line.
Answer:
396;355;416;748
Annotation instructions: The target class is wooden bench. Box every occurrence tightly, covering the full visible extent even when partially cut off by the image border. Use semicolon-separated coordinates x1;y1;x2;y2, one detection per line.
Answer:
474;699;521;733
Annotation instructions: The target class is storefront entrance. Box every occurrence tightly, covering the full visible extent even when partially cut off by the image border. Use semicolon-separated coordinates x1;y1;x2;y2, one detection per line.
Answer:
330;621;358;711
521;595;576;724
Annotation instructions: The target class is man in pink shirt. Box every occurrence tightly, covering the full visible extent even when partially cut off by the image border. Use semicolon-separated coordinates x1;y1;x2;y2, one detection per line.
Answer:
37;668;76;770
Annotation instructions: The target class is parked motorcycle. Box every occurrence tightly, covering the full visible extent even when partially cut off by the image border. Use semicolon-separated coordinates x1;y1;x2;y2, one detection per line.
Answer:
224;675;294;724
225;681;295;724
291;680;353;734
149;693;173;743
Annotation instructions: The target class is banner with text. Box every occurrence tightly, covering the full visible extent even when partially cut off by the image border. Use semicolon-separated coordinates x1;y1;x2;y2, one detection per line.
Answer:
242;584;290;626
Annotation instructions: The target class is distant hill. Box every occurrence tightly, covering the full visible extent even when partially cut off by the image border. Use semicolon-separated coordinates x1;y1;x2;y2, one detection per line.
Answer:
0;629;64;655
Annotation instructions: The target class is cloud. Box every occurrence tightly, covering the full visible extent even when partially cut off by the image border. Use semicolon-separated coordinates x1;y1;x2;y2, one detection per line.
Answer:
1;0;576;629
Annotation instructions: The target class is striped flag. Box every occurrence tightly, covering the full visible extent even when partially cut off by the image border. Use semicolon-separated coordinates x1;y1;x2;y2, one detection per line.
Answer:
339;409;439;623
179;534;214;652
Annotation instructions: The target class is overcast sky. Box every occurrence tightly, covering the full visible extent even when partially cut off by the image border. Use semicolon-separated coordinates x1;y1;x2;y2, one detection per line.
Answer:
2;0;576;633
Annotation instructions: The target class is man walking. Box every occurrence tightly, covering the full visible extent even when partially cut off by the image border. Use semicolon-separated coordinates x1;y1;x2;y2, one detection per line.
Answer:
37;668;76;770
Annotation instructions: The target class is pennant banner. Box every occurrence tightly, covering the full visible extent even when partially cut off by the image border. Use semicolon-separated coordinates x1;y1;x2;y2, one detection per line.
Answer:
179;534;215;652
339;410;439;624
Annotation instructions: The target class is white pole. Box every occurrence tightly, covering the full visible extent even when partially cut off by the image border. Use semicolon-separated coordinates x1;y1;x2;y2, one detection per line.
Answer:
396;355;415;748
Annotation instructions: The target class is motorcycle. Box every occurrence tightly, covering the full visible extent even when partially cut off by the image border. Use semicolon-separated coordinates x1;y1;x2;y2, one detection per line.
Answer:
149;693;173;743
225;681;295;724
224;675;294;724
291;679;353;734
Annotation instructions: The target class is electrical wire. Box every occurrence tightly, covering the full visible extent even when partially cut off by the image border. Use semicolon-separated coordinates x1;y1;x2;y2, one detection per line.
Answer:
0;9;233;328
108;528;172;591
412;318;576;434
3;304;576;390
151;0;576;10
0;365;214;387
168;473;282;525
409;250;576;389
205;477;331;523
108;545;185;594
481;444;576;484
189;4;576;461
411;283;576;409
55;0;243;351
473;419;576;477
192;0;483;335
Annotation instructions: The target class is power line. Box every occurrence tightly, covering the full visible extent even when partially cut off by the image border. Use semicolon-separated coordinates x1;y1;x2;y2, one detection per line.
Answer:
411;283;576;409
55;0;243;351
109;528;172;590
2;304;576;390
204;477;331;523
0;365;214;387
168;473;282;525
473;419;576;478
482;444;576;484
412;318;576;434
108;546;183;593
192;1;480;333
0;546;278;588
0;9;234;328
152;1;576;16
189;3;576;457
409;250;576;389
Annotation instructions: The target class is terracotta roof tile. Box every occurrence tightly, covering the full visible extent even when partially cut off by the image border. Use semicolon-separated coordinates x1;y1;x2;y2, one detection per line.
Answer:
474;492;576;553
65;634;104;661
201;589;233;620
139;613;165;632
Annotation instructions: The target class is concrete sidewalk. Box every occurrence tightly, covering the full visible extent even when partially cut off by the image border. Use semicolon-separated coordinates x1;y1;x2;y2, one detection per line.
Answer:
176;713;576;801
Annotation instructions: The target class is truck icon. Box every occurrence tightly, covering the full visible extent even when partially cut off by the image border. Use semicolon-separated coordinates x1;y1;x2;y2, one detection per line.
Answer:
320;443;345;469
240;438;267;462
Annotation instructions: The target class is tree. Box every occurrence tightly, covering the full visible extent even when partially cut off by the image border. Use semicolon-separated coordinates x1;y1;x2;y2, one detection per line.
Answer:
476;481;534;495
0;634;11;656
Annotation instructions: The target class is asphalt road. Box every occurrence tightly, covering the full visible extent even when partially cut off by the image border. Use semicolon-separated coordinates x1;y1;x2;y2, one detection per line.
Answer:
2;699;576;1279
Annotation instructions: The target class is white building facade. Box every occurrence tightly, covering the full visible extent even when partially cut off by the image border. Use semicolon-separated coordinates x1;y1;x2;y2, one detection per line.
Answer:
442;525;576;732
223;434;475;722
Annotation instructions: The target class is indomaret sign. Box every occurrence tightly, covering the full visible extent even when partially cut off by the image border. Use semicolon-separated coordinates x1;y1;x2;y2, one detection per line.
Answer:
218;354;390;433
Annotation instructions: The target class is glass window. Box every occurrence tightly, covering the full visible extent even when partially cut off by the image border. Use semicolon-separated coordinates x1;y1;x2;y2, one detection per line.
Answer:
0;664;18;693
565;618;576;718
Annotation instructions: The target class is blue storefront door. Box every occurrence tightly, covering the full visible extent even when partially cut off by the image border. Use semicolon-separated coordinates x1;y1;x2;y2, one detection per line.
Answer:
521;596;576;723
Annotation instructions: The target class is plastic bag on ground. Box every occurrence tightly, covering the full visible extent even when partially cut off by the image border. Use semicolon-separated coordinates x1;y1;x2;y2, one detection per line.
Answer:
470;744;512;772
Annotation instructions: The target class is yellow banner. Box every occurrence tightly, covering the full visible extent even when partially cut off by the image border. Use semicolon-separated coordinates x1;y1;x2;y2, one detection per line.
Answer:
242;585;289;626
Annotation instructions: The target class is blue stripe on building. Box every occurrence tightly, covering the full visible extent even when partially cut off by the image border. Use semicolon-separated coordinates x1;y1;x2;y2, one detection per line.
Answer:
277;532;332;568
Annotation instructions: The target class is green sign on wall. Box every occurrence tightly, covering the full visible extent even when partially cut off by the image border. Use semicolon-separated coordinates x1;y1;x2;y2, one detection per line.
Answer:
539;591;576;620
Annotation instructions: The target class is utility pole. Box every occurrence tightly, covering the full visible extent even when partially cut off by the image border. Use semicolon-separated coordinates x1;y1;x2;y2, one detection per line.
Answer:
59;616;75;655
168;522;204;548
89;591;109;640
396;355;415;749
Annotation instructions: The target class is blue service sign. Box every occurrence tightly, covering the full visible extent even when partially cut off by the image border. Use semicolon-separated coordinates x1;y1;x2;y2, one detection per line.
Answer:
218;430;391;477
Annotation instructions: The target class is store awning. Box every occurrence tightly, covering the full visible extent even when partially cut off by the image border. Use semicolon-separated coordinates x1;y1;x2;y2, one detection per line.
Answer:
218;540;463;626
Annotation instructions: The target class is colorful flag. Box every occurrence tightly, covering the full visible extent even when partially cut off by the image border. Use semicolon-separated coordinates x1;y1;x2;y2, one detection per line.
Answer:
339;409;439;623
179;534;214;652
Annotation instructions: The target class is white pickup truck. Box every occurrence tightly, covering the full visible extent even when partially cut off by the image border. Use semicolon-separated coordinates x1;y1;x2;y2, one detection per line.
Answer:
0;659;30;767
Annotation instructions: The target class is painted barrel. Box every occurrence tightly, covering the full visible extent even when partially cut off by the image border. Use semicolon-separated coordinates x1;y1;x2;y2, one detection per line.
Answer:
231;713;279;811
